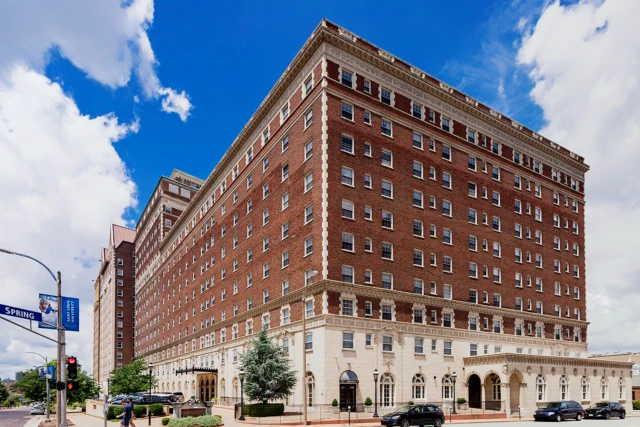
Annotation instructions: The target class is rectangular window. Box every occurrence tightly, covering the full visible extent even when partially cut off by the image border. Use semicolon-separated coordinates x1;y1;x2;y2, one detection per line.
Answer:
415;338;424;354
342;232;354;252
381;273;393;289
341;266;354;284
381;149;393;168
381;180;393;198
382;335;393;352
381;87;392;105
341;166;354;186
441;117;451;132
412;161;423;179
342;332;354;349
341;200;354;219
363;110;371;125
444;340;452;356
381;119;392;136
341;101;353;120
381;304;393;320
413;279;424;295
304;140;313;161
442;145;451;161
341;69;353;87
412;103;423;119
304;109;313;128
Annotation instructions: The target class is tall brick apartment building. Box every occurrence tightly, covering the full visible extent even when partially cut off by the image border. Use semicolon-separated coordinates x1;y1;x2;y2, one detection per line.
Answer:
93;224;136;383
133;21;632;416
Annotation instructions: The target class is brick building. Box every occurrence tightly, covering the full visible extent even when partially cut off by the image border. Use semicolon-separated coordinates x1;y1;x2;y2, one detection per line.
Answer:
133;20;632;416
93;224;136;384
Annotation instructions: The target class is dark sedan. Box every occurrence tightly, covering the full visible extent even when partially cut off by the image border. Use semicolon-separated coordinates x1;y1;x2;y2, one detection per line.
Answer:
534;400;583;422
584;402;626;419
381;404;444;427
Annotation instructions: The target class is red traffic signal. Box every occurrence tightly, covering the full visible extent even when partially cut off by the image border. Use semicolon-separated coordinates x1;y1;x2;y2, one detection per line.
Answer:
67;381;80;391
67;357;76;365
67;356;78;380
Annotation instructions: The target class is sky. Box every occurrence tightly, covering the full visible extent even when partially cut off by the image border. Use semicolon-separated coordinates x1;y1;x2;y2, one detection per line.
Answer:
1;0;639;379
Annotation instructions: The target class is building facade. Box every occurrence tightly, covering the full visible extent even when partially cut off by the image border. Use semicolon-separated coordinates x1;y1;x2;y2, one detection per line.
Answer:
93;224;136;384
133;20;632;416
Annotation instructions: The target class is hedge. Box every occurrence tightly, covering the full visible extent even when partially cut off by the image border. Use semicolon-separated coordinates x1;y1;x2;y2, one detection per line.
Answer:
150;403;165;416
133;405;147;418
242;403;284;417
633;400;640;410
166;415;223;427
162;418;171;426
107;405;124;420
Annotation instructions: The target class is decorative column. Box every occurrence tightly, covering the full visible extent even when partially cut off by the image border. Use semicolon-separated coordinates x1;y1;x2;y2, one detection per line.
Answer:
504;383;511;418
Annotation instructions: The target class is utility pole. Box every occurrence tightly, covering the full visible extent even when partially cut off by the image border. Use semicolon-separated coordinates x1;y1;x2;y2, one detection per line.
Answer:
0;249;67;427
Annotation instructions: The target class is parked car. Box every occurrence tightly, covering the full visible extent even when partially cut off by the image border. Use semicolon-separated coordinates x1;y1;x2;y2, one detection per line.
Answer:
30;405;45;415
172;392;185;402
381;404;445;427
534;401;583;422
584;402;626;419
110;396;126;405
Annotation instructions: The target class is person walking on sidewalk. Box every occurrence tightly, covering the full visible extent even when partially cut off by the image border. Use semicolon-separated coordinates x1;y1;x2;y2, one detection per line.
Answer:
116;399;133;427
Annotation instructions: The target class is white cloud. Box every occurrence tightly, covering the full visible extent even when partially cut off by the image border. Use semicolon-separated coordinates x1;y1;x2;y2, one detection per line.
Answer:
158;87;193;122
517;0;640;353
0;0;192;121
0;65;138;378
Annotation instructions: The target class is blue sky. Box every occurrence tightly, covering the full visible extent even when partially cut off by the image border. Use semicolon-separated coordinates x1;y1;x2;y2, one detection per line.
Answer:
45;0;546;223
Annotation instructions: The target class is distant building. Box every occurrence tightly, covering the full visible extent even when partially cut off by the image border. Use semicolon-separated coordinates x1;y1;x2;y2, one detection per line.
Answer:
93;224;136;384
589;352;640;400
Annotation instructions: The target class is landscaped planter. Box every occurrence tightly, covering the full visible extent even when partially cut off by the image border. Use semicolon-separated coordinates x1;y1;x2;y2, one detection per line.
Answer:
242;403;285;417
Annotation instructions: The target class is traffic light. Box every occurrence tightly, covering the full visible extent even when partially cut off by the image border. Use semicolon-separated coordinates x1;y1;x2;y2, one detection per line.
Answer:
67;356;78;380
67;381;80;391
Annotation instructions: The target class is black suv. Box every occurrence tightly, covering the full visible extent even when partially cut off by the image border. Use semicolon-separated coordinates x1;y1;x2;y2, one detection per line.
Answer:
381;404;445;427
534;401;583;422
584;402;626;419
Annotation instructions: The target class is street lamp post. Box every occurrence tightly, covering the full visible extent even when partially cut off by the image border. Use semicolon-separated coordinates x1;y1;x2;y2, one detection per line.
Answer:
373;369;379;418
451;372;457;415
104;375;111;427
0;249;67;427
238;369;245;421
148;364;153;426
25;352;51;422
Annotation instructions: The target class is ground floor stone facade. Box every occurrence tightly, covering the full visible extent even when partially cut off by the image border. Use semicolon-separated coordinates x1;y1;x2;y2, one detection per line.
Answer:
151;315;632;418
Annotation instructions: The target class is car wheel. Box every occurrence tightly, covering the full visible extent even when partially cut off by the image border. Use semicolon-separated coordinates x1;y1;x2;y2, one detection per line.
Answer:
434;418;443;427
576;413;582;421
556;414;562;422
402;419;410;427
620;412;626;419
604;412;610;420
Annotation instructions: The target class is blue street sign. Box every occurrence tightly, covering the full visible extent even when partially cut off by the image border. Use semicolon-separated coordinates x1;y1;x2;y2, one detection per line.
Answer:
38;294;79;332
0;304;42;322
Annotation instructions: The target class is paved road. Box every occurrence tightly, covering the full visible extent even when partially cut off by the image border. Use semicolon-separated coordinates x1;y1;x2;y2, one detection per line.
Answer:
0;408;34;427
448;418;634;427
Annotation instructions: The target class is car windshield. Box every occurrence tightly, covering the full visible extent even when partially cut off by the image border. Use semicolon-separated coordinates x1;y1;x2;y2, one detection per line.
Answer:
393;406;412;414
539;402;561;409
593;403;609;408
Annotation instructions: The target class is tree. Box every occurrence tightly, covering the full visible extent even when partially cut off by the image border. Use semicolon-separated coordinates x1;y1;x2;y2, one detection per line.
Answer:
0;382;8;403
14;360;97;404
240;329;297;404
109;359;157;396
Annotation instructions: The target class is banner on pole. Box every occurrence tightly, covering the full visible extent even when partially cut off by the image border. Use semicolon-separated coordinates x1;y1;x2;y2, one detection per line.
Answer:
37;294;79;332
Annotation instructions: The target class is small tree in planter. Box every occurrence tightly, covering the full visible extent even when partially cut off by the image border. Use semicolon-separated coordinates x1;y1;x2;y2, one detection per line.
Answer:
331;398;339;414
456;397;468;410
364;397;373;413
240;329;297;416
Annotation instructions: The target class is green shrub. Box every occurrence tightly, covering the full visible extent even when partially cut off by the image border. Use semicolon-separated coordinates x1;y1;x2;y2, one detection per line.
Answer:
457;398;467;404
408;400;414;405
167;415;222;427
150;403;165;416
331;399;338;407
633;400;640;410
162;418;170;426
242;403;285;417
107;405;124;420
133;405;147;418
364;397;372;406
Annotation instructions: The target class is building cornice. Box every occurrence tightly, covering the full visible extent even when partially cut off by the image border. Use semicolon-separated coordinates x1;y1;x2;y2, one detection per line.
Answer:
463;353;633;373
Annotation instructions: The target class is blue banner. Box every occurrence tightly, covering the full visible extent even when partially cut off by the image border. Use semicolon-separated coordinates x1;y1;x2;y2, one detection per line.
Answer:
37;294;80;332
37;365;56;380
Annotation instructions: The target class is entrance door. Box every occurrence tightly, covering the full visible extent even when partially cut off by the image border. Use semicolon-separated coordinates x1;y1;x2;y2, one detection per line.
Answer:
468;375;482;409
340;385;356;412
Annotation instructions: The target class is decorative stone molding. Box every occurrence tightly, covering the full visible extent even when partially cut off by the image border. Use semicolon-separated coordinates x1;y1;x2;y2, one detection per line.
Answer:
378;49;395;63
465;96;478;107
338;28;357;42
439;82;454;93
464;354;633;372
